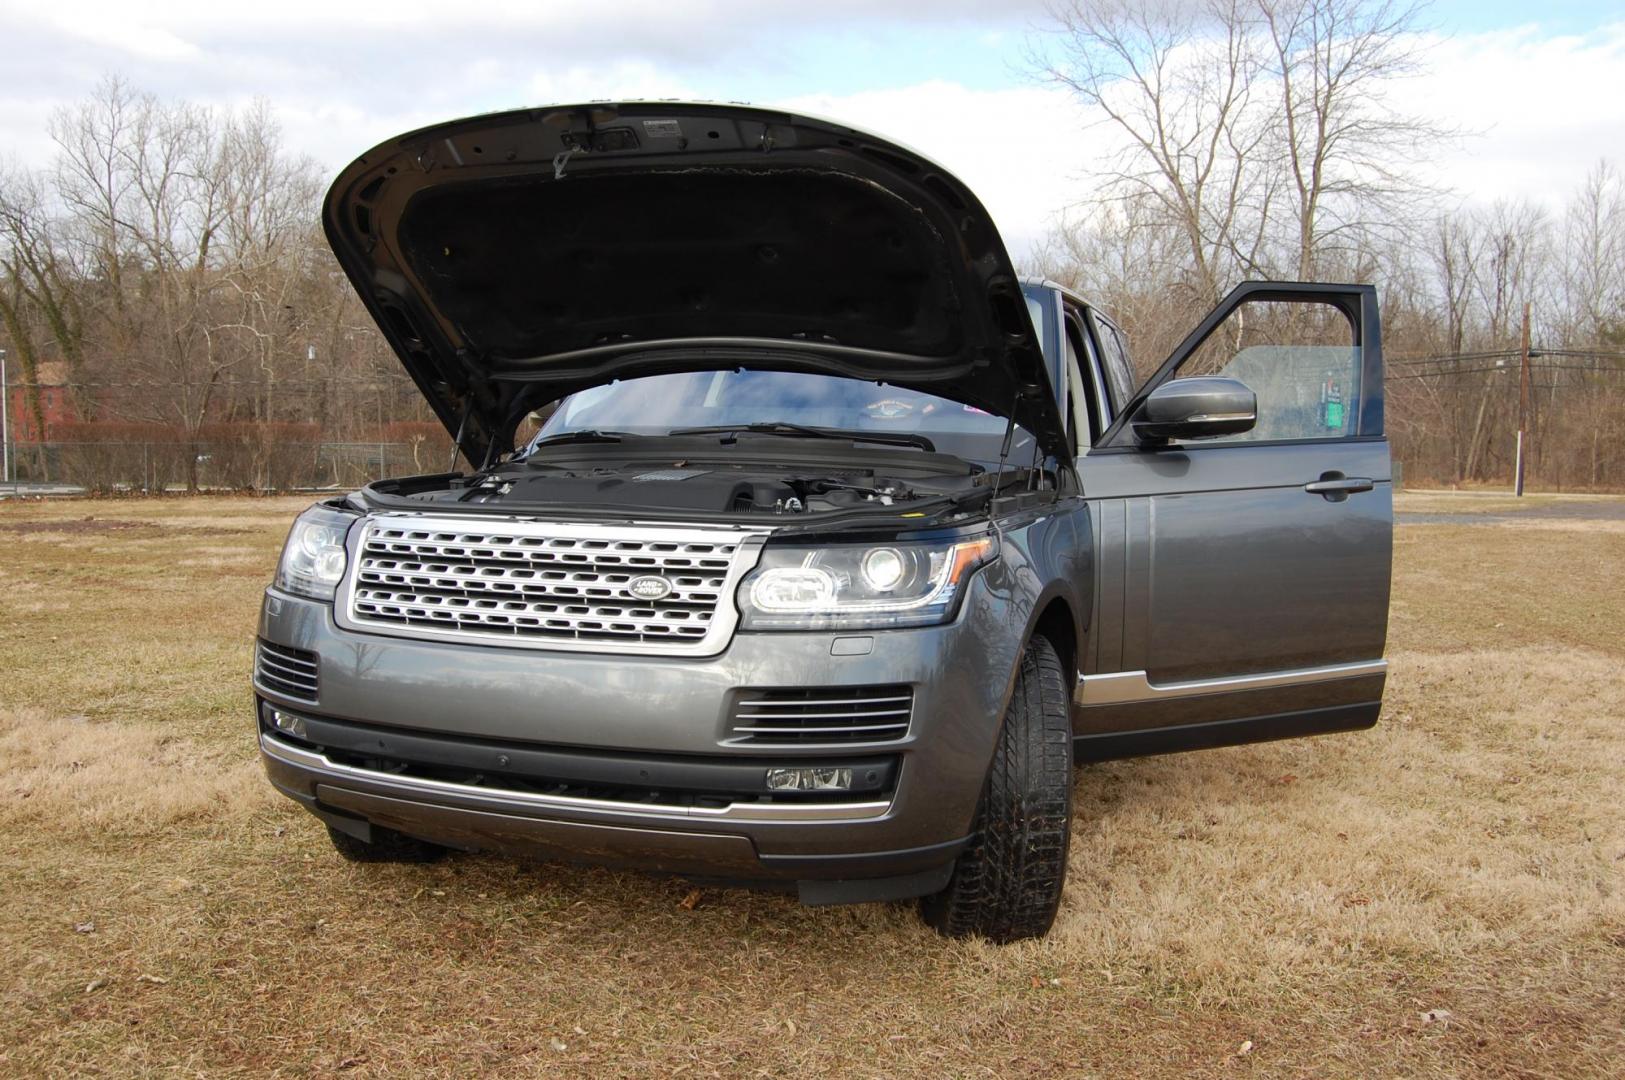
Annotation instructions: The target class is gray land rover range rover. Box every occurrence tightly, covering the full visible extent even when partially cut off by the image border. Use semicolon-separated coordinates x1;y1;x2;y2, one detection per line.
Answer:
255;102;1391;941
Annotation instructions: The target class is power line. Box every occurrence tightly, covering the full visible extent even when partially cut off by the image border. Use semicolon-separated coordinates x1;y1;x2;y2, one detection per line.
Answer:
1388;349;1521;365
1389;347;1625;366
1387;362;1625;380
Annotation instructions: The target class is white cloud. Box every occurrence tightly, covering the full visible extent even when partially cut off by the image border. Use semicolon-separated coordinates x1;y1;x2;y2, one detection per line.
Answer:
525;62;703;108
0;5;1619;265
776;23;1625;258
776;82;1098;258
1408;24;1625;205
42;16;200;61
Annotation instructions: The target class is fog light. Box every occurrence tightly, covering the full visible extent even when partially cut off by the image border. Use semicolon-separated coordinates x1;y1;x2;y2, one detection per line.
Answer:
269;709;308;739
765;766;854;792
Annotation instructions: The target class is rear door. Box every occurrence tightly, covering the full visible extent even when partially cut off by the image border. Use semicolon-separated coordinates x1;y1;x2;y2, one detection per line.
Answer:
1073;282;1391;759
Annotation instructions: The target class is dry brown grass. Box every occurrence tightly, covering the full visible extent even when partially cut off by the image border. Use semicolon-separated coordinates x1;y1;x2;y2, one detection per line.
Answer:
1;494;1622;1077
1396;491;1625;516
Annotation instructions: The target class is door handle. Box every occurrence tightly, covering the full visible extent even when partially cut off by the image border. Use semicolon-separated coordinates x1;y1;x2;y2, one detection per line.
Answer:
1304;477;1374;497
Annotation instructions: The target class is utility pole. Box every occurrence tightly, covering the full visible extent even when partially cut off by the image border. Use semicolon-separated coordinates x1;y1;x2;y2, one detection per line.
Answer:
1515;303;1531;497
0;348;9;488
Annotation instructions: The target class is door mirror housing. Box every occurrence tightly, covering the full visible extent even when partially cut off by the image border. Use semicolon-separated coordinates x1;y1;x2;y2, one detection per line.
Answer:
1131;376;1257;444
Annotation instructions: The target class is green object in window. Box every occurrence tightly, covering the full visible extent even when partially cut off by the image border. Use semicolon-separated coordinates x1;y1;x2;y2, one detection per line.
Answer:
1326;401;1345;429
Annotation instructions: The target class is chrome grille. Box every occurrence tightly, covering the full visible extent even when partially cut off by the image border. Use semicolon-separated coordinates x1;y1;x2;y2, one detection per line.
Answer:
341;516;762;654
727;686;914;744
256;639;319;702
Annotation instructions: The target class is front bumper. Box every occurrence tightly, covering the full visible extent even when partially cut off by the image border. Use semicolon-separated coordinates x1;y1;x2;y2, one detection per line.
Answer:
255;569;1025;901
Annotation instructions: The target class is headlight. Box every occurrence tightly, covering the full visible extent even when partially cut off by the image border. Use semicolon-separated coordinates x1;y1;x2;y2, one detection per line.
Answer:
737;537;996;630
274;505;354;601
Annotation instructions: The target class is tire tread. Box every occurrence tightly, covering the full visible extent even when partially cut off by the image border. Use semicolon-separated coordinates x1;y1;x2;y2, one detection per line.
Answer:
921;635;1073;942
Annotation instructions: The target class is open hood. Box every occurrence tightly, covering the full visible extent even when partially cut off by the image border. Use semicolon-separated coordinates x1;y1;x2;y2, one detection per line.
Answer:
322;102;1068;466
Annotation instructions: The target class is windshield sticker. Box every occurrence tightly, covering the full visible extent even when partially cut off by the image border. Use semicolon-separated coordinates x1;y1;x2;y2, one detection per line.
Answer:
866;398;916;420
642;119;683;139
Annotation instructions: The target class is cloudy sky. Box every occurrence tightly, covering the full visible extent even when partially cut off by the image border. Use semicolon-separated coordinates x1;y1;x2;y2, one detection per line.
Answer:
1;1;1622;255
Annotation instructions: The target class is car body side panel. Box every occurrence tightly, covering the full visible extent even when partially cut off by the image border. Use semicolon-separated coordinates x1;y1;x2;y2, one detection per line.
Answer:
1085;498;1126;676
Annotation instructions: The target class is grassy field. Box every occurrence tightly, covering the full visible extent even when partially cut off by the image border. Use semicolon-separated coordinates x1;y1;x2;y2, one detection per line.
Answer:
1;494;1622;1077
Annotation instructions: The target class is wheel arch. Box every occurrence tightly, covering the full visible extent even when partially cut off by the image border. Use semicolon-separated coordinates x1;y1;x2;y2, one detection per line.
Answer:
975;588;1082;765
1030;595;1079;687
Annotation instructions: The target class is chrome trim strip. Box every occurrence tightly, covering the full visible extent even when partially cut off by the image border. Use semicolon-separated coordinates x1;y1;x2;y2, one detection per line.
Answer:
258;641;317;667
733;725;910;735
256;655;316;680
253;677;318;705
734;708;910;720
259;733;891;824
1076;659;1387;705
736;695;912;708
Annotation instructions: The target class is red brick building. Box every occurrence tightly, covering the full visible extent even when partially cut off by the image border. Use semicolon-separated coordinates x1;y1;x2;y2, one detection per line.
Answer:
5;361;74;441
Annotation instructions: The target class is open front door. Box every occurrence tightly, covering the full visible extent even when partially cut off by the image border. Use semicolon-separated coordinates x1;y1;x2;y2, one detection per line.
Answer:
1075;281;1391;760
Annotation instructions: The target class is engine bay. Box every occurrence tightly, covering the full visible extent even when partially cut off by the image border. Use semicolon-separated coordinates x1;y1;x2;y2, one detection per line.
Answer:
411;460;984;515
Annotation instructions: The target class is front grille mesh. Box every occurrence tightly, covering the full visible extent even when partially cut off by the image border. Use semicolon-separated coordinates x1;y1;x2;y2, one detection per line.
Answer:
256;639;319;701
346;519;744;649
728;685;914;744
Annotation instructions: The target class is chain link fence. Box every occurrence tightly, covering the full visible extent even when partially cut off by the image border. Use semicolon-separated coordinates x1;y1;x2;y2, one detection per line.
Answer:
5;439;459;493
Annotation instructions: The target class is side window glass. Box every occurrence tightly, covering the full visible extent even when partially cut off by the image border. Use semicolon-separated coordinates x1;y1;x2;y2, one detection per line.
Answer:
1061;314;1100;449
1093;316;1136;413
1175;299;1360;443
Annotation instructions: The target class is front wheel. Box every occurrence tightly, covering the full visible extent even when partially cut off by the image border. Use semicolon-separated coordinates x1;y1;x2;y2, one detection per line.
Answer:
920;635;1074;942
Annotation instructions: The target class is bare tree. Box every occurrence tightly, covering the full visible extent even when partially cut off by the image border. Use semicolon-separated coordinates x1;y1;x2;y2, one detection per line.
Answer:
1039;0;1277;305
1472;200;1550;343
1039;0;1446;292
3;75;1621;493
1029;192;1198;377
1561;160;1625;343
1257;0;1452;279
0;165;84;446
1034;3;1623;492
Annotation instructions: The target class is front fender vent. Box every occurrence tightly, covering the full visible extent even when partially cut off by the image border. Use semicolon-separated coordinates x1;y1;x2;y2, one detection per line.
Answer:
255;639;319;703
727;685;913;745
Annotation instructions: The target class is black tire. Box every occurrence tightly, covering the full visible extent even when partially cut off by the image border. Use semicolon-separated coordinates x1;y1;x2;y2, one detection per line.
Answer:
325;823;447;864
921;635;1073;942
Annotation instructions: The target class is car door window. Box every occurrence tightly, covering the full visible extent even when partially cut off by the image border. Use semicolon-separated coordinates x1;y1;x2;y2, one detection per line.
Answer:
1168;299;1361;444
1091;315;1137;415
1060;311;1102;450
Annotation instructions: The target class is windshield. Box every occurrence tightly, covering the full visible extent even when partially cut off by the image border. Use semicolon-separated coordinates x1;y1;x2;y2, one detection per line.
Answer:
530;370;1035;468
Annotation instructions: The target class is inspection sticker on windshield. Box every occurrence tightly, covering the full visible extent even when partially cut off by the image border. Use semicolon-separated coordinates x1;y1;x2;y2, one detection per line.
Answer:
866;398;915;419
642;119;683;139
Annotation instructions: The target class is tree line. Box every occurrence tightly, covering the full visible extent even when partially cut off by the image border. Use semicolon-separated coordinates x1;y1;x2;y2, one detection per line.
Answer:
1030;0;1625;489
0;77;436;489
3;3;1623;491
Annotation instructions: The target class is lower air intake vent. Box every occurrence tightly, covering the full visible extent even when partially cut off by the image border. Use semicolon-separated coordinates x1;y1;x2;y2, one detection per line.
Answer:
728;685;913;745
256;639;319;702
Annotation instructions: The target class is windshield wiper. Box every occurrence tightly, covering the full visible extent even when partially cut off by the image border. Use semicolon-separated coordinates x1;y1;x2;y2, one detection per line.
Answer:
668;422;935;452
527;429;636;449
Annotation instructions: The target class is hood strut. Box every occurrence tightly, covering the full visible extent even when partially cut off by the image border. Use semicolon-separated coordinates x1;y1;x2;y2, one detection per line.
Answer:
448;401;472;473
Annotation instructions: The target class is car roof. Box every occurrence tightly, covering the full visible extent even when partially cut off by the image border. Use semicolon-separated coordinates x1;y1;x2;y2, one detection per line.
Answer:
1020;276;1102;313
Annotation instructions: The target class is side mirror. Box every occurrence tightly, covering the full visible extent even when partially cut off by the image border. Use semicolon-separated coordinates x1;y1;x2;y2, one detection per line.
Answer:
1131;376;1257;444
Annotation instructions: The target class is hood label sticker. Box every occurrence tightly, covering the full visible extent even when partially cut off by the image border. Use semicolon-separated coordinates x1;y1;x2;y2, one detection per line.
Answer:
642;119;683;139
